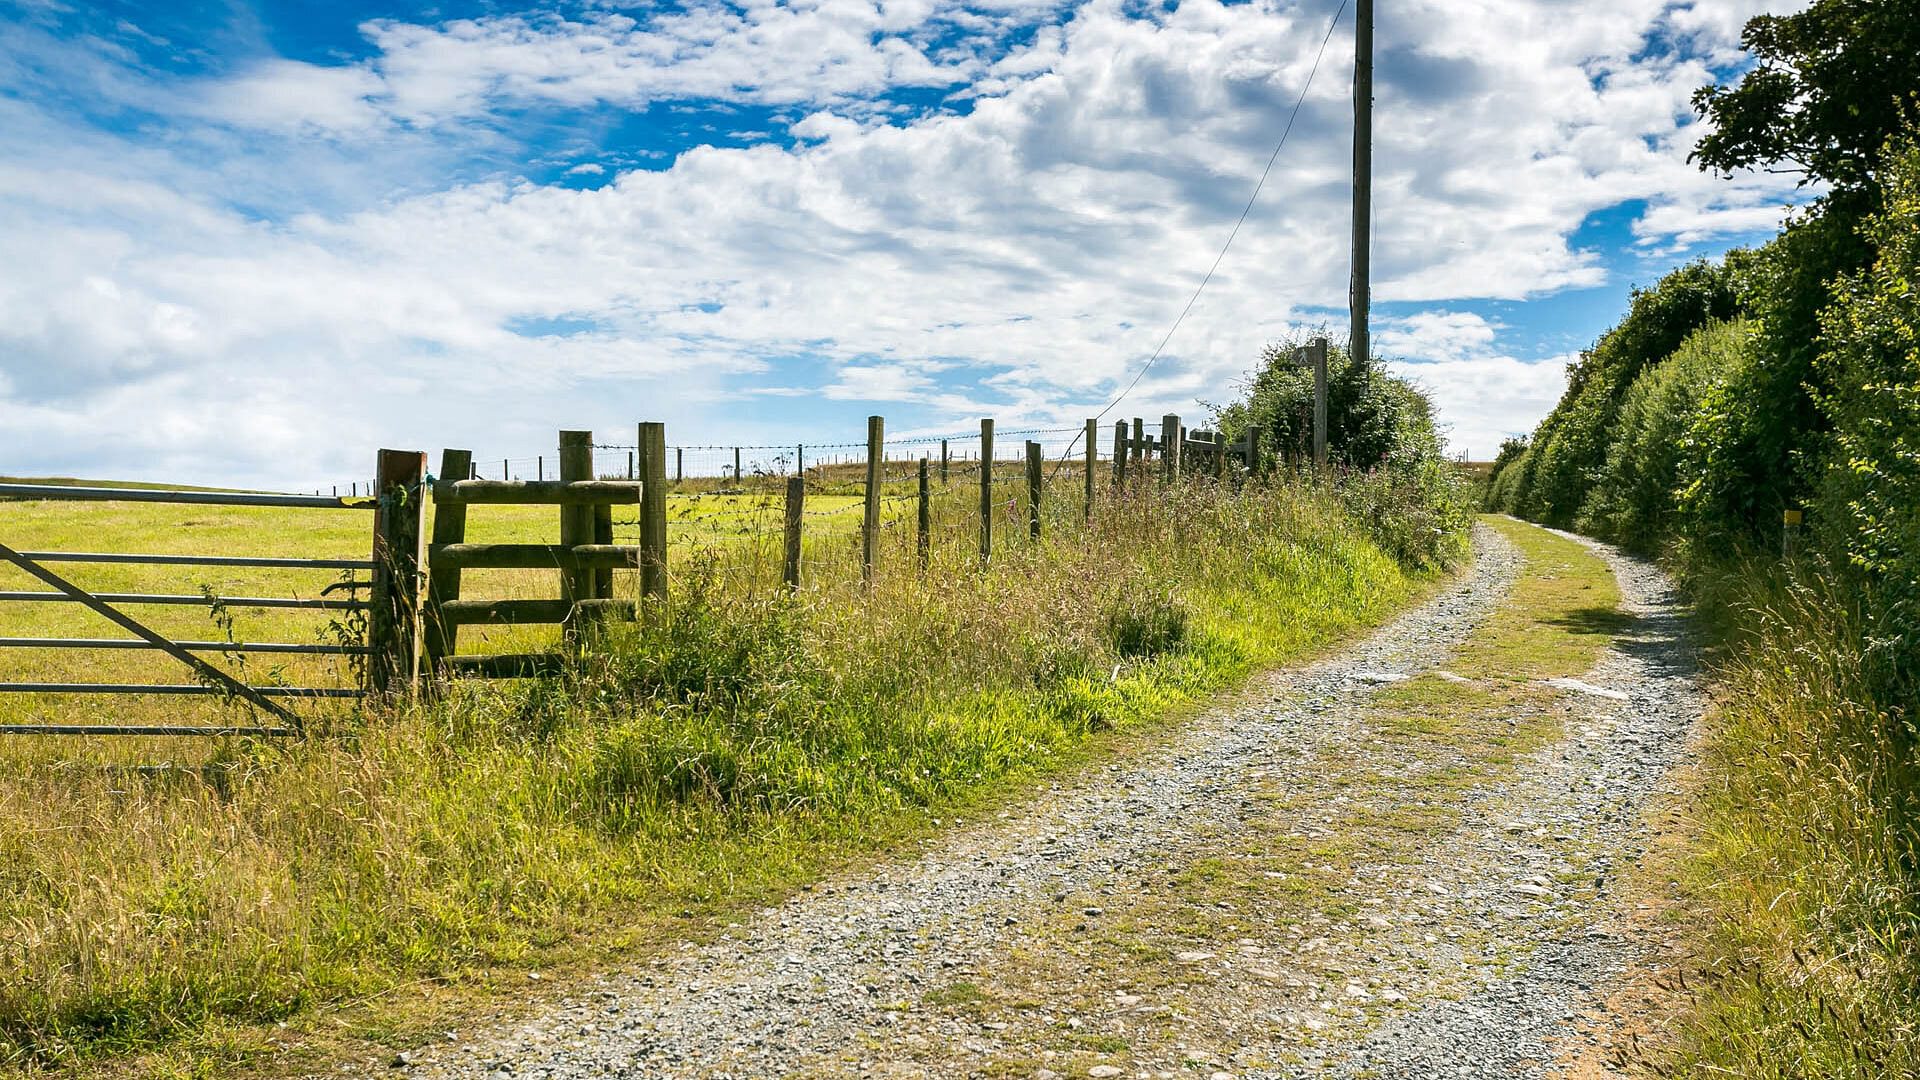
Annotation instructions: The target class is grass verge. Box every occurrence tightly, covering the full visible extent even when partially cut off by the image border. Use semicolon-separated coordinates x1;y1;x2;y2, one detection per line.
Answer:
1639;561;1920;1079
0;476;1456;1077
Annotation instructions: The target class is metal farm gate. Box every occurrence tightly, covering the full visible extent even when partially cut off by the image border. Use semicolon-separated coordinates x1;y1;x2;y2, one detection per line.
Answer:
0;454;424;738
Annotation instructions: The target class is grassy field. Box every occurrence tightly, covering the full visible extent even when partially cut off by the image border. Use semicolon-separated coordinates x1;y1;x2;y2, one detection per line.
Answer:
0;470;1461;1076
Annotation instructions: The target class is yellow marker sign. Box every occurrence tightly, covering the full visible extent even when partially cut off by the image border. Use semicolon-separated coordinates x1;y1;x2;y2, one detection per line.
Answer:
1783;509;1804;526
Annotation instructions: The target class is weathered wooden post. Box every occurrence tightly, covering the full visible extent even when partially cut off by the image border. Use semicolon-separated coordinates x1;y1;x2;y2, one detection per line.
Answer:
784;476;804;588
369;448;427;696
423;448;471;676
1311;337;1329;469
1026;440;1043;540
1112;420;1128;486
734;446;742;485
1247;428;1263;478
863;415;882;584
558;431;594;643
637;422;668;601
979;418;994;566
917;456;931;568
675;447;683;483
1783;508;1803;559
1132;418;1146;464
1214;432;1227;483
1161;414;1182;481
1083;418;1097;520
940;439;950;484
797;444;805;475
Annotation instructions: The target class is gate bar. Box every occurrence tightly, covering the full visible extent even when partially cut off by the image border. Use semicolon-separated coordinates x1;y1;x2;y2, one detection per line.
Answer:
0;638;368;654
0;684;358;697
0;592;363;609
0;543;302;727
0;483;373;510
0;724;296;737
13;551;375;570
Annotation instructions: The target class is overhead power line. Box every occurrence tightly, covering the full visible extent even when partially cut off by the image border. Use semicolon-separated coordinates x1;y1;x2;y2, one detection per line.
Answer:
1075;0;1353;445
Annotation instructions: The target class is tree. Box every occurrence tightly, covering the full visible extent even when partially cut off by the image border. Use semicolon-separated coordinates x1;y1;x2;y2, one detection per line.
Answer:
1691;0;1920;206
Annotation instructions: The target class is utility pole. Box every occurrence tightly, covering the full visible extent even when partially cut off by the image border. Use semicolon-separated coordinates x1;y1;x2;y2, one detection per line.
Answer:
1351;0;1373;371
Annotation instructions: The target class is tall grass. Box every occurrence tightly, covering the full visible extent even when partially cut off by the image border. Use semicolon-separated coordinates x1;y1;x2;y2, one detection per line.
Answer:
0;473;1451;1073
1658;558;1920;1078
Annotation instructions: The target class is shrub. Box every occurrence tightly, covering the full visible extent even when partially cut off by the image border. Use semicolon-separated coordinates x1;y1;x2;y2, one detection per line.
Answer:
1576;318;1754;553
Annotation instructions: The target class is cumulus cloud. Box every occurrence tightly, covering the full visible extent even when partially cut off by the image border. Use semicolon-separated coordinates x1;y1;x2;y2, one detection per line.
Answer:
0;0;1812;485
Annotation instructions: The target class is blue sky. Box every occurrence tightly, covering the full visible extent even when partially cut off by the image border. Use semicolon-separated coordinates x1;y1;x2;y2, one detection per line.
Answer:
0;0;1810;487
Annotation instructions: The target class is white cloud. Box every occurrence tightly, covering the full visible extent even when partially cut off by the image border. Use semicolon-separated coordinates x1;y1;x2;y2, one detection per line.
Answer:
0;0;1809;485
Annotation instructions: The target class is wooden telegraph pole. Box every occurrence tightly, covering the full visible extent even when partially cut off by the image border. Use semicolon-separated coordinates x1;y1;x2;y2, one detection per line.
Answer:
1351;0;1373;373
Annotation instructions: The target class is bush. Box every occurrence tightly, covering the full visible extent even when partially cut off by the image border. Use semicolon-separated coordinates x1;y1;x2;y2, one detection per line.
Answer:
1576;318;1753;553
1813;137;1920;698
1510;261;1740;527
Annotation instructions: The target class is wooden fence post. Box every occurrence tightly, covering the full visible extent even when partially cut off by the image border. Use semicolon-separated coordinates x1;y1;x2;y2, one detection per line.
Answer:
940;439;950;484
1311;337;1329;469
1083;419;1097;520
675;447;683;483
423;448;471;676
1247;428;1263;478
1161;414;1182;481
1131;417;1145;464
979;418;994;566
1113;420;1128;486
638;422;668;601
1214;432;1227;483
1026;440;1043;540
784;476;804;588
369;448;427;696
734;446;742;485
558;431;594;643
863;415;882;583
917;456;931;568
797;444;805;475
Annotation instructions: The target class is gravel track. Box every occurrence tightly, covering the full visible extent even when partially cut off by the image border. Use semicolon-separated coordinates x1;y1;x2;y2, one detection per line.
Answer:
378;523;1701;1080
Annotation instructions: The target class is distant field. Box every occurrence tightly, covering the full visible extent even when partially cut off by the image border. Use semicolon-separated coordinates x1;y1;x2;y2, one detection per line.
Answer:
0;477;893;755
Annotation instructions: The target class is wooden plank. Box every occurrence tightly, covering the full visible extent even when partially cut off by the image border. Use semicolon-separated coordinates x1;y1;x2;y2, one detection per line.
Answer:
863;415;882;584
783;476;804;588
431;479;643;505
1161;415;1182;480
638;423;669;601
1311;337;1329;468
424;448;471;671
979;418;994;566
0;543;302;726
429;544;641;570
440;598;636;626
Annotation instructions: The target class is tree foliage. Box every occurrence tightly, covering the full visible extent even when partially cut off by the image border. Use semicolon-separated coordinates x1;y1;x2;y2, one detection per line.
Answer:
1691;0;1920;206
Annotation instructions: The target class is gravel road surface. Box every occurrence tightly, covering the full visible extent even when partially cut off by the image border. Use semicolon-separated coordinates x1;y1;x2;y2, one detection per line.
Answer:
374;522;1701;1080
